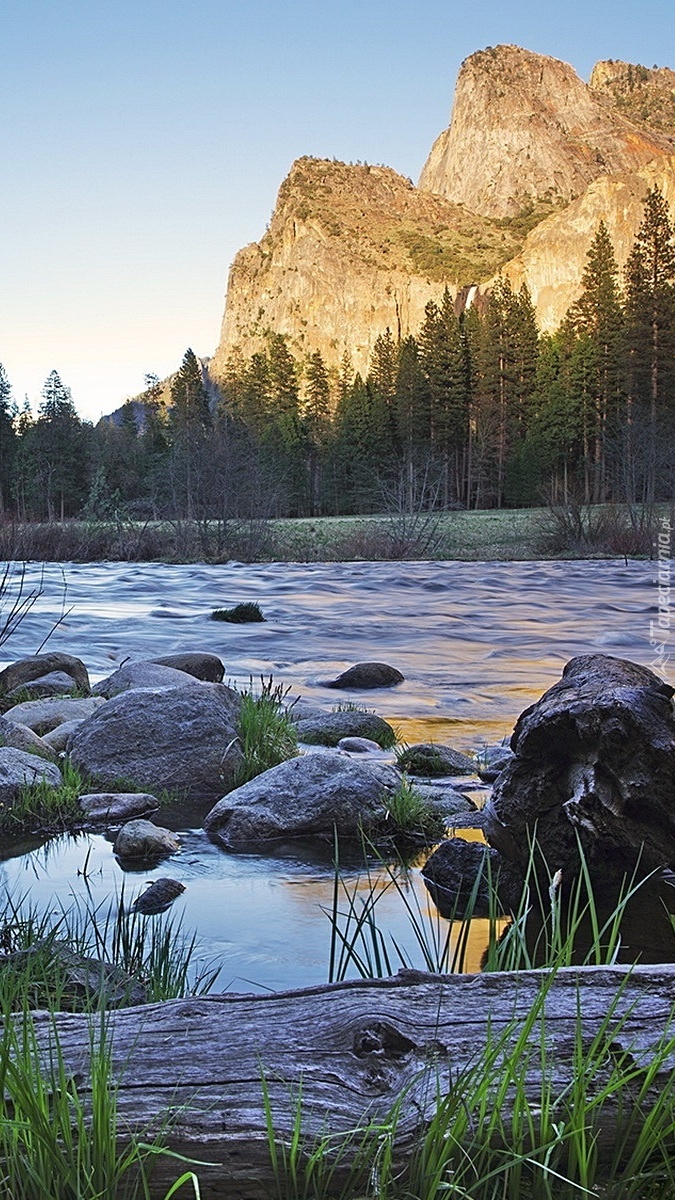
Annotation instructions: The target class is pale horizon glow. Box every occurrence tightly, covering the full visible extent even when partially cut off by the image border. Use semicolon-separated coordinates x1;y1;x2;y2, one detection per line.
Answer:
3;0;675;422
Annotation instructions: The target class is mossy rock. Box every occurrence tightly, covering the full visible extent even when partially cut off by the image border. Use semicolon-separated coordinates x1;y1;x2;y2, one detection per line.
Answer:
211;603;265;624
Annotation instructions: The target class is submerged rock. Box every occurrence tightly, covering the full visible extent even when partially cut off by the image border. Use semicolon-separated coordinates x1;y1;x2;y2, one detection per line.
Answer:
422;837;522;918
325;662;404;689
132;878;186;915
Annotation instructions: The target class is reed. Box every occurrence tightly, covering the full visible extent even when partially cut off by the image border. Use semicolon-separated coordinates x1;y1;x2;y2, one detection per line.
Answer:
233;674;299;786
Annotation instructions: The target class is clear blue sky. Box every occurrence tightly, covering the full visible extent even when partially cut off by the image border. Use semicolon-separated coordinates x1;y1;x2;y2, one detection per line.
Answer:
2;0;675;421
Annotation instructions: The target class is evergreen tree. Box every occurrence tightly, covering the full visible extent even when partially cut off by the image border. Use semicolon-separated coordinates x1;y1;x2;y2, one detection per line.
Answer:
303;350;331;515
27;371;90;519
0;365;17;516
566;221;624;500
168;349;211;519
624;186;675;499
418;291;470;505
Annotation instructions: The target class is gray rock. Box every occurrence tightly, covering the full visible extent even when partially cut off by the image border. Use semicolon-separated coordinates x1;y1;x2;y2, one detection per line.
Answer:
422;837;521;919
79;792;160;823
413;782;477;818
0;653;90;697
287;699;330;723
4;671;81;701
296;711;396;749
93;661;202;698
151;653;224;682
325;662;404;689
396;743;476;777
69;683;242;798
478;744;516;783
204;750;399;848
42;719;87;753
132;878;186;915
3;696;105;735
337;736;384;753
0;748;62;803
114;819;181;861
0;715;59;762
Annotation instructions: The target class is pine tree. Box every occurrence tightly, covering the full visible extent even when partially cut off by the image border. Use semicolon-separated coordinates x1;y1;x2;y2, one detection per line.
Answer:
0;365;17;516
303;350;331;515
168;350;211;519
28;371;90;519
624;186;675;499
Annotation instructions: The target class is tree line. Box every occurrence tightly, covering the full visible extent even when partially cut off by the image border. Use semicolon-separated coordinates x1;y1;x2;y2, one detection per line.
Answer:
1;186;674;524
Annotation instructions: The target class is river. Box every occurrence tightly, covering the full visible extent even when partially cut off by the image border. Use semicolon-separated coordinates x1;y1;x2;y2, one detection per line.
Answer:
0;557;662;991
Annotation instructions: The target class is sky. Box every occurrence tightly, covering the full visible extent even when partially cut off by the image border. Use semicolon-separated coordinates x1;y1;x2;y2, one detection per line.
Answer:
3;0;675;423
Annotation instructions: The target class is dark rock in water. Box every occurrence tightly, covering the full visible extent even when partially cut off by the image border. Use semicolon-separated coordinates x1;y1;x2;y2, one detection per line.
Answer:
325;662;404;689
483;654;675;888
397;743;476;776
151;652;225;682
422;837;522;918
0;653;90;697
132;878;186;915
295;711;396;749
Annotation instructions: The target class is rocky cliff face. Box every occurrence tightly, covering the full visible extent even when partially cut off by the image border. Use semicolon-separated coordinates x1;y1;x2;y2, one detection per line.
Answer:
211;157;524;380
418;45;671;218
492;155;675;330
590;60;675;139
213;45;675;382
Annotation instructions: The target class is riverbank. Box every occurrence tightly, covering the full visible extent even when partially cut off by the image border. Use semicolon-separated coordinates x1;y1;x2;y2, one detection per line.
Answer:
0;503;662;563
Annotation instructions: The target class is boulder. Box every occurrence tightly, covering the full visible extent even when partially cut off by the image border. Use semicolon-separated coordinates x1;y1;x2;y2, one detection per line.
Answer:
4;671;82;701
0;748;62;803
325;662;404;689
132;878;186;915
78;792;160;824
204;750;399;848
337;736;384;753
93;661;203;698
296;711;396;749
0;653;90;697
0;715;59;762
413;782;478;820
3;696;105;735
114;820;181;862
396;743;476;776
422;837;523;918
69;683;243;798
43;719;87;753
150;653;225;682
482;654;675;887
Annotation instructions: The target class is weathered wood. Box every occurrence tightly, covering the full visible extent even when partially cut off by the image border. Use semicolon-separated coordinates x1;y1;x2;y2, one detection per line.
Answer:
21;965;675;1198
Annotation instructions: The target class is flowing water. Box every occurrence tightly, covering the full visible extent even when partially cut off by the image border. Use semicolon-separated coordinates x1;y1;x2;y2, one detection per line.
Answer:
0;558;663;991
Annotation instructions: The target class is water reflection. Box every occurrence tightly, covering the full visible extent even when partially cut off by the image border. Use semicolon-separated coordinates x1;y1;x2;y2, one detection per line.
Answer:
0;557;660;989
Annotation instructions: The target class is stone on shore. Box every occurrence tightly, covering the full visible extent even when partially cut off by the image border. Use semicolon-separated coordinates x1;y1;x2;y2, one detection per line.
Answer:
0;653;90;697
69;683;243;798
114;819;181;862
396;743;476;776
3;697;105;736
0;748;62;803
295;711;396;749
93;661;203;698
0;715;59;762
151;653;225;682
79;792;160;824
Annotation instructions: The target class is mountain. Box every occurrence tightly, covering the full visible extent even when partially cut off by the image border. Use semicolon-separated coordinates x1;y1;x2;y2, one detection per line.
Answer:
211;44;675;382
418;45;672;218
211;157;526;380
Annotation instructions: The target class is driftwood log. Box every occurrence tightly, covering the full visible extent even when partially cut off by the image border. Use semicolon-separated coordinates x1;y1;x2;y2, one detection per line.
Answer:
20;965;675;1198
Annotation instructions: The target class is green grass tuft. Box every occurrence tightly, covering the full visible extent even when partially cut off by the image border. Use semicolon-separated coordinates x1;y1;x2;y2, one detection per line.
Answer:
381;776;446;843
0;759;85;838
233;675;299;787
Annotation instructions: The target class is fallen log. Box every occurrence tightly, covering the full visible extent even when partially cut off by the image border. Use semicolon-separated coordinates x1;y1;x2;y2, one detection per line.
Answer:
19;964;675;1198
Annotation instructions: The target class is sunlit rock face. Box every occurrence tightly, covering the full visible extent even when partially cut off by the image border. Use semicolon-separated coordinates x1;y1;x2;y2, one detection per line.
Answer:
418;44;672;219
489;155;675;331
